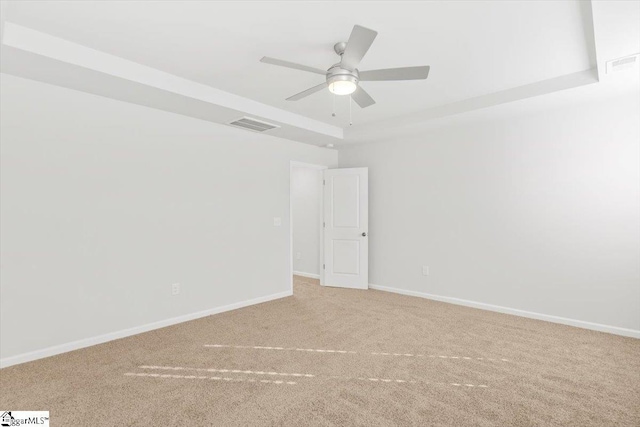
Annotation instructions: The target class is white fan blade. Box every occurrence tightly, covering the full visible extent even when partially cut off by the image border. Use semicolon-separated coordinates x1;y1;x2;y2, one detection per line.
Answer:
261;57;326;75
359;66;430;81
351;86;375;108
341;25;378;71
286;83;327;101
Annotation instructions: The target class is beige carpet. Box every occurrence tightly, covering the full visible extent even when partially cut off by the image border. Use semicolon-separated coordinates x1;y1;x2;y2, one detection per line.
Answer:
1;276;639;426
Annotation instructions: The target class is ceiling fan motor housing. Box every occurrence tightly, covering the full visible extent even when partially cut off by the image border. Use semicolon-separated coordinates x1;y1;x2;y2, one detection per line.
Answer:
326;64;359;88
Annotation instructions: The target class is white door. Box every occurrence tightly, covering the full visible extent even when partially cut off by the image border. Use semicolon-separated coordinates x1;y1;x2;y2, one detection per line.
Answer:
323;168;368;289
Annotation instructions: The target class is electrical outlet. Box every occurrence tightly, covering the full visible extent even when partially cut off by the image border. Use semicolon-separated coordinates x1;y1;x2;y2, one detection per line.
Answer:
172;283;181;295
273;217;282;227
422;266;429;276
296;252;301;260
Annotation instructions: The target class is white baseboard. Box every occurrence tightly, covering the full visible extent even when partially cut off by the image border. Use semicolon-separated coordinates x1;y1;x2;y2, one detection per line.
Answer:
0;290;293;369
368;284;640;339
293;271;320;279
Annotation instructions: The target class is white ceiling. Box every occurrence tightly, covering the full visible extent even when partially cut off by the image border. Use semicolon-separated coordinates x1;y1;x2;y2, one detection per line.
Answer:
3;1;595;128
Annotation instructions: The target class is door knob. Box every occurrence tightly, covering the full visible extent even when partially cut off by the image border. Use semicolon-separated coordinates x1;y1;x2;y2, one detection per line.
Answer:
362;232;367;237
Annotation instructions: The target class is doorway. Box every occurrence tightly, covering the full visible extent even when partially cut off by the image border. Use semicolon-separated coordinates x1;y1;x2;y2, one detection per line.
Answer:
289;163;370;292
289;161;327;292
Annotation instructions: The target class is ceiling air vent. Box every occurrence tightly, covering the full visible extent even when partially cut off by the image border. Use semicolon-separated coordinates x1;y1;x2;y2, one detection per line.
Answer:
606;54;639;74
227;117;280;133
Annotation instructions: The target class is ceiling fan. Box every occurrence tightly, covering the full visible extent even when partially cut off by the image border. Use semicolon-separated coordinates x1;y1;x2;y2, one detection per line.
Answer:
260;25;430;109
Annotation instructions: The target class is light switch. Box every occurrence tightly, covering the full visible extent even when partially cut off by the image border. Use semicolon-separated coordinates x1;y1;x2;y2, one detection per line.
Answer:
273;217;282;227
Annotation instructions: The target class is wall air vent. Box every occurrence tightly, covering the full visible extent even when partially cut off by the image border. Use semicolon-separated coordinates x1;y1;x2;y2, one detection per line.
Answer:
606;54;639;74
227;117;280;133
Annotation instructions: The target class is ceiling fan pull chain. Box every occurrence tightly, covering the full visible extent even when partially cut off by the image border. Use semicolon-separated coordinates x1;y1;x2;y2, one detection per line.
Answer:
349;95;353;126
332;92;336;117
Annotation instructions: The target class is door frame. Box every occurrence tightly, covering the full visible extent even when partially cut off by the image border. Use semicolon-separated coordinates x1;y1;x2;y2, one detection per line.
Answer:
289;161;328;293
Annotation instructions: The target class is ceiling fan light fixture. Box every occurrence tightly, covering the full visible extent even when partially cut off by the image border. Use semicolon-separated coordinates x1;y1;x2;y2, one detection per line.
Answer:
326;66;359;96
328;80;357;95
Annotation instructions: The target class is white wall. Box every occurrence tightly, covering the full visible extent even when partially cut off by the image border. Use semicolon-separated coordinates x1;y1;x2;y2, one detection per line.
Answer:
0;74;338;363
2;72;638;367
339;87;640;335
291;166;322;277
